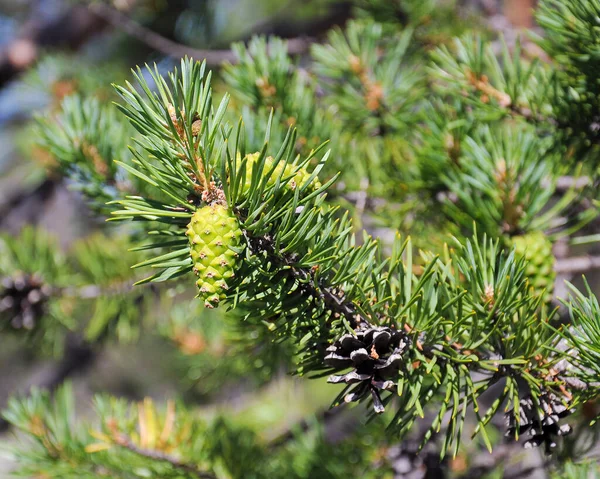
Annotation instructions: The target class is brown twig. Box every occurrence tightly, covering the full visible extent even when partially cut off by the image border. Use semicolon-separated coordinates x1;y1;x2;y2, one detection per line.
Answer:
88;3;315;66
114;434;215;479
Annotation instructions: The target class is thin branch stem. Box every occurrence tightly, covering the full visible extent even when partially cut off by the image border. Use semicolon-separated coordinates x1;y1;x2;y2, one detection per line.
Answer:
88;3;314;66
58;279;147;299
114;434;215;479
244;232;367;328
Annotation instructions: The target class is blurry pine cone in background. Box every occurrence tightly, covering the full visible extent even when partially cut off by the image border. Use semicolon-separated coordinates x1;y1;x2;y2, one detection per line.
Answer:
0;273;51;331
505;391;573;454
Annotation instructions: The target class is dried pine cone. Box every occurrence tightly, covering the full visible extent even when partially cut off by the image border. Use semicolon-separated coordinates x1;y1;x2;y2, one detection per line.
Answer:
378;441;445;479
325;325;409;413
0;273;51;331
505;391;573;454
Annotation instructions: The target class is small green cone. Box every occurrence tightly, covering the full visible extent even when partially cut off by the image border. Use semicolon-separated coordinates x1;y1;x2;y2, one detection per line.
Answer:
281;161;322;192
238;152;320;198
186;204;243;308
509;231;555;303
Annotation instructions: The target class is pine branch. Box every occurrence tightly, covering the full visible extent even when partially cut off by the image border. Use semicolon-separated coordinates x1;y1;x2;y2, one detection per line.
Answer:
88;3;314;66
33;54;600;461
244;232;366;329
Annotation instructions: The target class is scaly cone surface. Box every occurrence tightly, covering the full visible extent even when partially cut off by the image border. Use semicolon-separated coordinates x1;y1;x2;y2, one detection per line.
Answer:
509;232;555;303
186;203;244;308
239;152;321;197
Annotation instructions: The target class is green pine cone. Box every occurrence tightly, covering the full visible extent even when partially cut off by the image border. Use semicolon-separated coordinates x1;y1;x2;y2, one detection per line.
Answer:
282;162;322;192
238;152;320;197
509;232;555;303
186;204;243;308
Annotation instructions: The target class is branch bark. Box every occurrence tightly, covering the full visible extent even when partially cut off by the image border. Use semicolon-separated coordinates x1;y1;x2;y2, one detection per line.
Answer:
114;434;216;479
0;1;321;89
88;3;315;66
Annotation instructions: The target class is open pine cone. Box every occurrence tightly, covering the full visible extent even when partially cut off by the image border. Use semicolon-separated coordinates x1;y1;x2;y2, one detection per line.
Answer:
325;325;409;413
505;391;573;454
0;273;51;331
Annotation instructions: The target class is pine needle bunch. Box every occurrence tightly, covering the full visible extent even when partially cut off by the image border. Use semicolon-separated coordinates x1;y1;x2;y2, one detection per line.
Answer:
35;95;137;213
311;20;423;194
223;37;328;157
0;227;159;351
439;125;570;237
3;383;392;479
536;0;600;162
429;35;553;125
312;20;420;137
223;36;295;111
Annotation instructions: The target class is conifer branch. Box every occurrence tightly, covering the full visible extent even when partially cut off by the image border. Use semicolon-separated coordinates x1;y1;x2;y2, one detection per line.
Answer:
244;232;366;328
9;2;600;472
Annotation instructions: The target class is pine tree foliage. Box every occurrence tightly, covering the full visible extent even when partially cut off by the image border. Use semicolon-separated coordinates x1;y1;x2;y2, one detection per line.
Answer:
437;125;594;240
536;0;600;158
3;0;600;477
28;56;598;455
312;21;420;137
0;228;157;349
3;383;391;479
35;95;137;214
429;35;553;124
223;36;328;160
